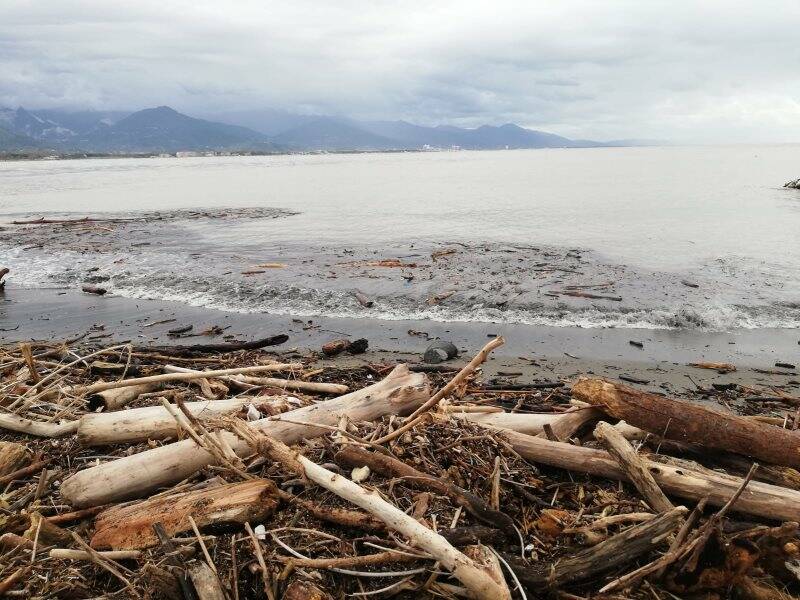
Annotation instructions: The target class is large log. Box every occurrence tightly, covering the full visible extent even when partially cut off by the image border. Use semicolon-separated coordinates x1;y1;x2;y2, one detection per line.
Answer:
77;396;294;447
573;377;800;469
61;364;429;507
497;428;800;522
91;479;280;550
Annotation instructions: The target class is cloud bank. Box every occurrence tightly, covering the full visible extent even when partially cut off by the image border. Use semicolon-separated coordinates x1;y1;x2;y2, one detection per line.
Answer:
2;0;800;142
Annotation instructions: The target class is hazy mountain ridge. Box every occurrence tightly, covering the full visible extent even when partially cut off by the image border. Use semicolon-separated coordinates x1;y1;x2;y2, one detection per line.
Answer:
0;104;660;154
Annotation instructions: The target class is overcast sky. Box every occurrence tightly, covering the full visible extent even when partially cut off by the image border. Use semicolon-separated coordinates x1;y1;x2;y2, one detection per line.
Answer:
2;0;800;143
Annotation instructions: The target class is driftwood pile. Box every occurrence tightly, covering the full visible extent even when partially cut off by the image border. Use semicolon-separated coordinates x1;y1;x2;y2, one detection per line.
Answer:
1;337;800;599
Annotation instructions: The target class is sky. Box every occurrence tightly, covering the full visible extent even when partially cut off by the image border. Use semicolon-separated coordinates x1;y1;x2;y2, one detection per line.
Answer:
2;0;800;143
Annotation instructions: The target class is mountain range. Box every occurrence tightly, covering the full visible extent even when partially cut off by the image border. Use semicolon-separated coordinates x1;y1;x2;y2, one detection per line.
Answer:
0;105;656;154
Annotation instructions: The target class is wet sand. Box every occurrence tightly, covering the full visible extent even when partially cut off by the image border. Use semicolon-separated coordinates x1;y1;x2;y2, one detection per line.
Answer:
2;286;797;394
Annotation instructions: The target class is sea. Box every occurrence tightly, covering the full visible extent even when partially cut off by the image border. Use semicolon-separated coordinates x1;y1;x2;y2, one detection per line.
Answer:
1;145;799;331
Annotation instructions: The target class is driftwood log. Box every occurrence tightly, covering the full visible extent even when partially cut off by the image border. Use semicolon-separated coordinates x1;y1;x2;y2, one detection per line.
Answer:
132;334;288;356
61;364;429;507
495;428;800;522
504;506;687;587
91;479;280;550
77;397;294;447
573;377;800;469
458;407;602;439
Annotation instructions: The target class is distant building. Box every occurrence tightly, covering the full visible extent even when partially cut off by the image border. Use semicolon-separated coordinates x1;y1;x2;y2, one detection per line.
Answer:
175;151;200;158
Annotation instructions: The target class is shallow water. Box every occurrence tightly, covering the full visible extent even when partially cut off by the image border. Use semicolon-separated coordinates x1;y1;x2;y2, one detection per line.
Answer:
1;146;799;330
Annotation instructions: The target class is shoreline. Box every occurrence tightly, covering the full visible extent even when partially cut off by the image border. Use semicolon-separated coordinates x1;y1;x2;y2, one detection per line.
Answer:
2;285;797;391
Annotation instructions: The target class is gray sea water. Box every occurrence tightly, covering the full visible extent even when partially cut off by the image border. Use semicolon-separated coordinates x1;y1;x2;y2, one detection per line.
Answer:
1;146;799;330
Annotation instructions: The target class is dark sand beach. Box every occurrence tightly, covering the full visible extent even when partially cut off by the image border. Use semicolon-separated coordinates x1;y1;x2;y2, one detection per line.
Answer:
3;286;797;392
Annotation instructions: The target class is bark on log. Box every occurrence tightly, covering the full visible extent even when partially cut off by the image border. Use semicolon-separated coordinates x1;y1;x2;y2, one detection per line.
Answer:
78;397;293;447
573;377;800;469
61;364;429;507
594;421;673;513
91;479;280;550
0;442;32;477
498;428;800;522
86;381;161;411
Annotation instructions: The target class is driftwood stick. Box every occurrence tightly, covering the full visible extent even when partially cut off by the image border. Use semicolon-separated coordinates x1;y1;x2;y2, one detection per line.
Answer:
76;364;308;396
573;377;800;469
187;560;227;600
594;421;673;513
0;458;51;487
334;445;516;536
50;548;142;561
229;374;348;394
374;337;504;444
600;498;708;592
0;412;79;438
229;421;511;600
61;364;429;507
494;428;800;522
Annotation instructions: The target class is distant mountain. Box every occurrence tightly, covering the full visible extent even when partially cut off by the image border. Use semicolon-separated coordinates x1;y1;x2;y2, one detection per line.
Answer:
0;125;39;151
36;109;130;135
74;106;279;152
205;108;319;136
272;117;400;150
0;107;75;145
0;103;663;155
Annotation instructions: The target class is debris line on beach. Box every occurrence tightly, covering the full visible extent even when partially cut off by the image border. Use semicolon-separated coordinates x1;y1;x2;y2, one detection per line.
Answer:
1;336;799;598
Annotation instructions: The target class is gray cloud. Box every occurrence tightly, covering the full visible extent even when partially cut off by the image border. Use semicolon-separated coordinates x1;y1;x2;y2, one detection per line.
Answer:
1;0;799;142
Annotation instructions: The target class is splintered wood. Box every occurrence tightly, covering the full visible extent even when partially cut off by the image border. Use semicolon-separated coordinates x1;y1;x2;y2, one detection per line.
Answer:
1;338;799;598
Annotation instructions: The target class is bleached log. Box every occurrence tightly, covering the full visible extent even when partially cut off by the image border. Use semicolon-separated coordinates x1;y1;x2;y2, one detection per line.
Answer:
459;407;602;439
497;428;800;522
77;397;295;446
0;412;78;438
61;365;429;507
